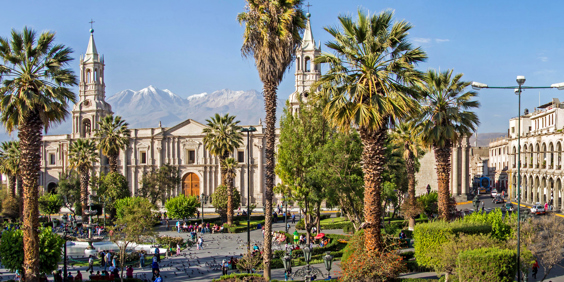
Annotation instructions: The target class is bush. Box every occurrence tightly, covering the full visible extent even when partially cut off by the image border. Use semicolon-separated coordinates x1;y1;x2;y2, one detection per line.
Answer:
336;212;341;217
457;247;517;282
0;227;64;274
414;220;492;268
339;230;406;281
165;194;199;219
212;273;265;282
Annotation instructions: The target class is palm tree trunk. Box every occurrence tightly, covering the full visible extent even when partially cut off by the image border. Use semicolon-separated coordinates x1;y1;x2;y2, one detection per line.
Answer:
18;176;23;219
8;175;16;198
80;166;90;221
406;152;416;231
434;145;452;220
109;153;119;173
227;178;234;225
358;126;387;253
262;81;277;280
19;112;42;282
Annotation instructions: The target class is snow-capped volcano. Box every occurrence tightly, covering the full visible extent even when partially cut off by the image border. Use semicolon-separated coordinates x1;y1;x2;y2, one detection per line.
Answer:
106;86;284;128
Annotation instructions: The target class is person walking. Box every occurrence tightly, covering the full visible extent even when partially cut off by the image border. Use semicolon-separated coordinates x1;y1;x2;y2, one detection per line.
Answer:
481;201;485;213
292;213;296;224
532;260;539;279
155;246;161;263
86;255;94;272
140;252;146;268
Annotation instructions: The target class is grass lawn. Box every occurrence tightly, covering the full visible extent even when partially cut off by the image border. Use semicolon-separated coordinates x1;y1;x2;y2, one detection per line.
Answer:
320;217;349;224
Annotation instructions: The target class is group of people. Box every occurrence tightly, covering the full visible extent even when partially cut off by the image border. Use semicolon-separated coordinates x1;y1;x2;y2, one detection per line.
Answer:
51;270;83;282
221;257;238;275
176;221;221;234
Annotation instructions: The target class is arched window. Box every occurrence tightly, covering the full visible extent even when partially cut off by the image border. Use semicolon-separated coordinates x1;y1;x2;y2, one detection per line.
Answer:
95;69;99;83
82;119;91;136
297;57;300;71
86;69;91;83
305;57;311;72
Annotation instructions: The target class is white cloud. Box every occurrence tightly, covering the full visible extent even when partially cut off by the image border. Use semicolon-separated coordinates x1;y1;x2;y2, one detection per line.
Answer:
435;39;450;43
412;37;431;43
539;56;548;62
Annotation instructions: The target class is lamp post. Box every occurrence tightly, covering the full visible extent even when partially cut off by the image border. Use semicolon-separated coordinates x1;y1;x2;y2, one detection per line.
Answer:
282;253;292;281
472;76;564;282
303;246;312;281
241;126;257;251
284;195;288;233
323;251;334;279
63;196;69;282
201;193;208;226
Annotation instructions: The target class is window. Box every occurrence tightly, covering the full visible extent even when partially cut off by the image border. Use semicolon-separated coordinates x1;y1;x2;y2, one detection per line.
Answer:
187;150;195;164
49;153;55;165
511;127;515;133
140;151;147;164
238;151;245;163
305;57;311;72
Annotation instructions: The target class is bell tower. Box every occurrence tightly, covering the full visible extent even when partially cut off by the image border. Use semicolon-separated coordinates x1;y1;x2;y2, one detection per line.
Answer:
289;12;321;114
72;28;112;139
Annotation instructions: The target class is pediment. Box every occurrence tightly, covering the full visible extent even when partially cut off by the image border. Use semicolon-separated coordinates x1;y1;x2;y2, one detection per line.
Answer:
161;119;208;137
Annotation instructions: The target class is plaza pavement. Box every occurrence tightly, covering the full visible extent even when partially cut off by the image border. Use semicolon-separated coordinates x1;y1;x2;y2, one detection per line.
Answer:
0;219;342;281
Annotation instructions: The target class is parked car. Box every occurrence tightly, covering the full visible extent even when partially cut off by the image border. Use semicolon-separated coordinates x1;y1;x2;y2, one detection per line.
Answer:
504;203;514;212
530;203;546;214
493;196;505;204
491;189;498;198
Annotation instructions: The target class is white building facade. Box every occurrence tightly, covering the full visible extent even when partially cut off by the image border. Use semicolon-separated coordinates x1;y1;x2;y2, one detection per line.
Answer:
501;98;564;209
39;18;320;207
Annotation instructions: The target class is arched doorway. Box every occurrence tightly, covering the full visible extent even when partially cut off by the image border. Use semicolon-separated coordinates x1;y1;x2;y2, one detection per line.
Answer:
47;182;58;194
182;173;200;197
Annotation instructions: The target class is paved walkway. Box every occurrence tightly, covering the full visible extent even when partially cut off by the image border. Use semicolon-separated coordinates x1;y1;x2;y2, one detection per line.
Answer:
0;220;342;281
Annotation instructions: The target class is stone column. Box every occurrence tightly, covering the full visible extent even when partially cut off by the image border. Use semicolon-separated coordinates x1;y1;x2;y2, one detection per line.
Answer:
461;137;469;197
452;141;460;195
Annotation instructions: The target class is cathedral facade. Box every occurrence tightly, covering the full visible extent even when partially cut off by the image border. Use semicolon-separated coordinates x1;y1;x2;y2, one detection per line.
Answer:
40;17;321;206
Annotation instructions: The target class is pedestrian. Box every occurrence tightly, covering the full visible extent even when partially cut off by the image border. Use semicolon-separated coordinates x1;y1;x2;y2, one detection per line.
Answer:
126;266;134;279
222;259;228;275
545;202;549;212
176;221;180;233
75;270;83;282
481;201;485;213
292;214;296;224
140;252;146;268
86;255;94;272
154;271;163;282
155;246;161;263
176;243;181;256
151;257;160;273
197;210;200;218
532;260;539;279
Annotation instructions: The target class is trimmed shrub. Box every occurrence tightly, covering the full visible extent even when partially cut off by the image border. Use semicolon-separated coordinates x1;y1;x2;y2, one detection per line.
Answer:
212;273;264;282
457;247;517;282
414;220;492;268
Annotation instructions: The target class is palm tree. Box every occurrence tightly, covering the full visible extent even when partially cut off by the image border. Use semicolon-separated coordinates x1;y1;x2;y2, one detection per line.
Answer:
202;113;243;225
313;10;427;252
0;141;20;197
419;69;479;220
391;121;424;231
238;1;305;277
0;27;77;280
68;139;99;221
95;115;131;173
221;157;238;224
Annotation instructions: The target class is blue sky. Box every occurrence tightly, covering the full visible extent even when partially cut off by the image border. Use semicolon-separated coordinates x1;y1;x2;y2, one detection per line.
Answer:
2;0;564;133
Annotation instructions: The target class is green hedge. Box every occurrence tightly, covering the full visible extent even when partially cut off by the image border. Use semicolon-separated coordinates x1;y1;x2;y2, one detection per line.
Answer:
212;273;263;281
457;247;517;282
414;221;492;268
294;214;332;230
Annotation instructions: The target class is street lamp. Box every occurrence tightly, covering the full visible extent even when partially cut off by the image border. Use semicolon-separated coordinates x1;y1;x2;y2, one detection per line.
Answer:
201;193;208;226
472;76;564;282
282;253;292;281
241;126;257;251
62;196;69;282
323;251;334;279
